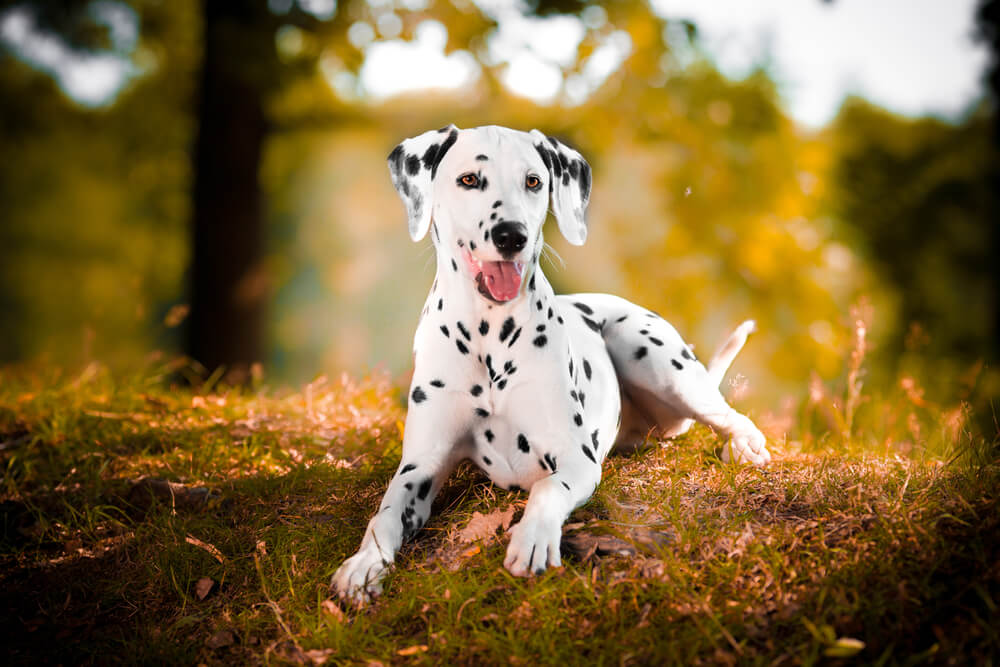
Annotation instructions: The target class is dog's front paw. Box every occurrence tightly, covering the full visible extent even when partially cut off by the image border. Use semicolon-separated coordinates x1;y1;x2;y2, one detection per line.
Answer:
504;514;563;577
721;421;771;466
329;547;389;606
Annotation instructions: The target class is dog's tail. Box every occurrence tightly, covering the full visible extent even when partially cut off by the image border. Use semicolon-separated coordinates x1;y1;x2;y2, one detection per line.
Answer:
705;320;755;387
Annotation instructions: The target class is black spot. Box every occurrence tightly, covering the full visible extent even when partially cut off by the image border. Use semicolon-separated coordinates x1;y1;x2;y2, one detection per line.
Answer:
579;162;592;200
583;359;592;380
569;358;574;377
504;360;513;371
451;258;458;272
591;429;599;449
635;346;648;360
533;335;548;348
536;324;546;332
476;154;489;161
640;329;648;335
497;379;507;390
615;315;628;323
401;506;417;540
437;298;443;311
517;434;530;452
476;408;489;418
456;339;469;354
485;429;494;442
470;241;477;251
457;239;465;248
484;230;490;242
482;455;492;465
417;478;433;501
682;348;694;361
573;413;583;427
547;307;553;319
536;300;543;311
581;316;602;333
479;320;489;336
400;463;417;474
557;316;564;324
581;444;596;463
538;458;547;471
411;386;427;403
388;144;404;171
561;481;571;491
440;325;449;337
570;390;578;401
423;128;458;178
573;302;594;315
456;321;471;340
492;200;502;208
405;154;420;176
430;379;445;388
543;453;557;472
529;274;536;291
508;327;522;347
562;172;570;186
471;384;483;396
490;212;498;220
671;359;683;370
405;482;413;490
649;337;664;346
499;317;515;342
579;392;586;408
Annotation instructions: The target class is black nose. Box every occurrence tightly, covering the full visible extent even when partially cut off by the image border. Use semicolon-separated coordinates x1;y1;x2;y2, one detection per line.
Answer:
491;221;527;255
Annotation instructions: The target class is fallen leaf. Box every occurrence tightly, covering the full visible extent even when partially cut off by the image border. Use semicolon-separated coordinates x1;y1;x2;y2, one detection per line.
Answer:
304;648;335;665
195;576;214;600
321;599;346;624
205;629;234;649
397;645;429;656
457;506;516;544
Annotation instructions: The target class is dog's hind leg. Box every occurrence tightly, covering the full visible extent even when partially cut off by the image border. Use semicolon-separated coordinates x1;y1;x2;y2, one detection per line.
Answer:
566;294;770;465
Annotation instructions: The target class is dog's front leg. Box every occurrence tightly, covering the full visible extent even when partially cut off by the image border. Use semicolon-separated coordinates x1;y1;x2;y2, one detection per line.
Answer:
504;450;602;576
331;401;464;604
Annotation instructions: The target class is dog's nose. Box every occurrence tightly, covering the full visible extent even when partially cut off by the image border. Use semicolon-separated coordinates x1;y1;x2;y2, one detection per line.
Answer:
491;222;528;255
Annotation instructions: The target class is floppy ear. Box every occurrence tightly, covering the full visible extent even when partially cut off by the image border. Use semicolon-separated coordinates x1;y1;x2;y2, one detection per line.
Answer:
387;125;460;241
529;129;592;245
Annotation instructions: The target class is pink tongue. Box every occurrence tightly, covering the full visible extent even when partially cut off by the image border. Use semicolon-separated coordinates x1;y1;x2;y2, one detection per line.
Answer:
482;261;522;301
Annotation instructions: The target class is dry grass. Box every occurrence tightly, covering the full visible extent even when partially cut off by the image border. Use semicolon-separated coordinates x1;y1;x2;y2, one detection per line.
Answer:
0;353;997;665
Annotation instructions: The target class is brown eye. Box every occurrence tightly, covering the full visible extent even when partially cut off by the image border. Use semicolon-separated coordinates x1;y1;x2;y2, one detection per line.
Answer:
460;173;479;187
526;175;541;190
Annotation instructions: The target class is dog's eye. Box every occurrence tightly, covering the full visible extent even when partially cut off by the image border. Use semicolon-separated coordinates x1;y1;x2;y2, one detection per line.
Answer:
459;173;479;188
525;175;541;190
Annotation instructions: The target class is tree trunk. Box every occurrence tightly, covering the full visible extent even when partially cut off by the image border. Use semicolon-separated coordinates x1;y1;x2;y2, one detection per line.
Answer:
187;1;267;380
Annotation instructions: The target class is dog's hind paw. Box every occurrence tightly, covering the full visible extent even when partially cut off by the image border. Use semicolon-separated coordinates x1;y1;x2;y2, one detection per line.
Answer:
721;425;771;466
329;548;389;606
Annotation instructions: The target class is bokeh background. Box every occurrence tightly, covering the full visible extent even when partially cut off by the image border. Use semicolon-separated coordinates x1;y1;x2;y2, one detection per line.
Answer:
1;0;997;430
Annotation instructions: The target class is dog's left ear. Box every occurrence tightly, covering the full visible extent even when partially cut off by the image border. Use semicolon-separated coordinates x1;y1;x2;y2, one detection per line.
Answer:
529;130;592;245
388;124;460;241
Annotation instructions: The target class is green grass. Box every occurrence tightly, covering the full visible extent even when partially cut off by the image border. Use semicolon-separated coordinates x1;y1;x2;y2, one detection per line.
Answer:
1;358;997;665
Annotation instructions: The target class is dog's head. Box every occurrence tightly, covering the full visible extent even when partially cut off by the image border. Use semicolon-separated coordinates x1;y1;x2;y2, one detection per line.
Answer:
387;125;591;304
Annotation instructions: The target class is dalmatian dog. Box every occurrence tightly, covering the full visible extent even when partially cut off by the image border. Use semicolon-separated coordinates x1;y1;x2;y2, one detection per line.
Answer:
330;124;770;604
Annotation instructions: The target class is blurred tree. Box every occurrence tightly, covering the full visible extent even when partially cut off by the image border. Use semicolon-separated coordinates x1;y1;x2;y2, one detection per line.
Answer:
829;99;995;366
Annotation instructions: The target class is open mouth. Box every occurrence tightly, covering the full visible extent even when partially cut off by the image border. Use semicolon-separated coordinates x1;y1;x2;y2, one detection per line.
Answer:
464;250;524;303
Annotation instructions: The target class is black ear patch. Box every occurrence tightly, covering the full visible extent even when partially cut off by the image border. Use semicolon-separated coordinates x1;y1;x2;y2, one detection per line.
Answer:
405;155;420;176
422;128;459;178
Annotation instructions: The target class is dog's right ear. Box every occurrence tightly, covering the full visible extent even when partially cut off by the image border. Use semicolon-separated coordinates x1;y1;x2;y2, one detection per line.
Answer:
387;125;460;241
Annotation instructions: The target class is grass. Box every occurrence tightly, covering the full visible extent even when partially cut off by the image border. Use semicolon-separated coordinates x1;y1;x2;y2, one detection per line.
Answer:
1;353;998;665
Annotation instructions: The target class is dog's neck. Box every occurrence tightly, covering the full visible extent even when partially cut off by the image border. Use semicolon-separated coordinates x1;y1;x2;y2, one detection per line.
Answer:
430;252;550;326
